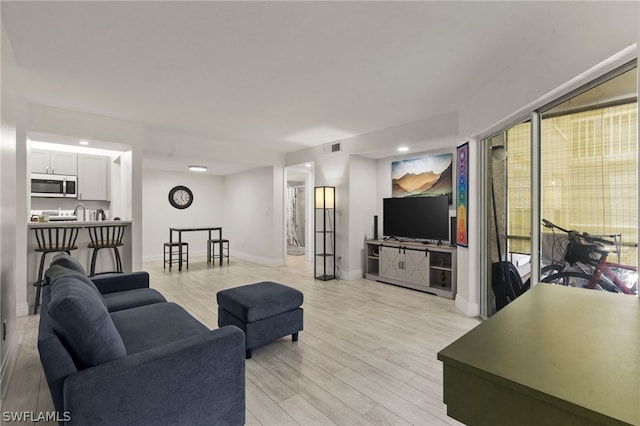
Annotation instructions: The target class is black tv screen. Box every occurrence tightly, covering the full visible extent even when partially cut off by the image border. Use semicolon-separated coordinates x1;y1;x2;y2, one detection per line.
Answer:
383;195;449;241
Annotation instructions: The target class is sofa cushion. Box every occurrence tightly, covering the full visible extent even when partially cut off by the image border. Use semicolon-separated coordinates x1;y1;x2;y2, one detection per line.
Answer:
50;252;87;275
46;265;108;309
111;302;209;355
48;276;127;368
102;288;167;312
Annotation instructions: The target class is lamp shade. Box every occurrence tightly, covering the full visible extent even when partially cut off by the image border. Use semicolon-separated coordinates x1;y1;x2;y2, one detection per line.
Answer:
315;186;335;209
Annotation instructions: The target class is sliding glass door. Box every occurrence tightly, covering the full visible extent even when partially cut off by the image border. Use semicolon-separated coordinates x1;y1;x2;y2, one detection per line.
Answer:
483;120;532;316
539;66;638;293
482;62;638;317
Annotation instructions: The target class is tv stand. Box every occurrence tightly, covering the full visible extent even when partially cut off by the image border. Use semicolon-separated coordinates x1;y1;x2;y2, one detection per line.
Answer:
365;239;456;299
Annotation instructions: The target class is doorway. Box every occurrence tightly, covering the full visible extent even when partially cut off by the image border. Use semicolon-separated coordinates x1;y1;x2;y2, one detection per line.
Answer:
287;183;306;256
284;164;314;263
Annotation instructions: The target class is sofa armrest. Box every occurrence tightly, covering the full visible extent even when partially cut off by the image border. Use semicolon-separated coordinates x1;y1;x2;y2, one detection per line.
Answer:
90;271;150;294
63;326;246;426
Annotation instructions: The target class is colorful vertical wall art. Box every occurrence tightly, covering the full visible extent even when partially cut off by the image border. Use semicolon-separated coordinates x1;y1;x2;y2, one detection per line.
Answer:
456;142;469;247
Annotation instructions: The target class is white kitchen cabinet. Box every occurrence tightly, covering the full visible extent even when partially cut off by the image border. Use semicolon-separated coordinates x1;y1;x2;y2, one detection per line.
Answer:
31;149;77;175
78;154;110;201
31;149;49;174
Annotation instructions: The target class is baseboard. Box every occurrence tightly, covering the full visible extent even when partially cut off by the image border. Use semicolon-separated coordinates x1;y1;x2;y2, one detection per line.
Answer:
232;251;284;267
143;250;283;267
341;268;363;281
16;301;29;317
455;293;480;317
143;249;209;263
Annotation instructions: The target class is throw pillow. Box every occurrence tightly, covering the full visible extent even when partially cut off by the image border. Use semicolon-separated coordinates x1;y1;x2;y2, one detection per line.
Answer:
46;265;108;309
48;276;126;368
50;252;87;275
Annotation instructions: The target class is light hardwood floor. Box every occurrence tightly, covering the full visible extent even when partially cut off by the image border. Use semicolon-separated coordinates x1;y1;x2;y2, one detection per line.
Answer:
2;255;480;425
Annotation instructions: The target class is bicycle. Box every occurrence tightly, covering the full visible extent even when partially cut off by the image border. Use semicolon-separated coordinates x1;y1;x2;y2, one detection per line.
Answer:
540;219;637;295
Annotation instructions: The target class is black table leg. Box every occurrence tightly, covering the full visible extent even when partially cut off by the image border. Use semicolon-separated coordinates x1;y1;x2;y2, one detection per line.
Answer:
178;231;183;271
169;229;173;271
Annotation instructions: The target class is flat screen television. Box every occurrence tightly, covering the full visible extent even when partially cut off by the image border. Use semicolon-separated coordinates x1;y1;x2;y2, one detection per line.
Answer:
383;195;449;242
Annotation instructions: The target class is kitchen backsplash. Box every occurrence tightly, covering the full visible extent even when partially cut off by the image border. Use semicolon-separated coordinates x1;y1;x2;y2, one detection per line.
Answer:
30;198;110;218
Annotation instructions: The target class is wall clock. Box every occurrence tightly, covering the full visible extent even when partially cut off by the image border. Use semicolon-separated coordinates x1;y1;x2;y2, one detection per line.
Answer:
168;185;193;209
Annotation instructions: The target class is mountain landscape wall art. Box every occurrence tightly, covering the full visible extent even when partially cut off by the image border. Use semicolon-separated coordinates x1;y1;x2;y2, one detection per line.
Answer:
391;154;453;203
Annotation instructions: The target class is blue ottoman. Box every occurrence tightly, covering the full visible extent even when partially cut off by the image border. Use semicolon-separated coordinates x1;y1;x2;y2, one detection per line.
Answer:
217;281;303;359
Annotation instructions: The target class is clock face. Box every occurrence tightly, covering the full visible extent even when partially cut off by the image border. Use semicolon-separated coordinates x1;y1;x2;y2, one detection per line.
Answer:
169;185;193;209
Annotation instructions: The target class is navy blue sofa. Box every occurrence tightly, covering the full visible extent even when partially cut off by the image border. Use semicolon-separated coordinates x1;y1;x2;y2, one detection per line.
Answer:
38;253;246;425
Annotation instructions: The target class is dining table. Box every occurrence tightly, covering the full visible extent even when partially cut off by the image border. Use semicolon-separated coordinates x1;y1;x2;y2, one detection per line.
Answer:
169;227;223;271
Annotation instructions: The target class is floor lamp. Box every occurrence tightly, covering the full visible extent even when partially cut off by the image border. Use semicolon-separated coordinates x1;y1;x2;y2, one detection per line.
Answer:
314;186;336;280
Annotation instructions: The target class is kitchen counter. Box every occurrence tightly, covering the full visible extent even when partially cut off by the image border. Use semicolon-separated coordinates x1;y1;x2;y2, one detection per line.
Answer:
28;219;132;227
27;220;133;312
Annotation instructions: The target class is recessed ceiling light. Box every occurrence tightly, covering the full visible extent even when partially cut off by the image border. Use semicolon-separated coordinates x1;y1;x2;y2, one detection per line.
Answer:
188;165;208;172
79;141;89;146
398;146;409;152
305;163;312;168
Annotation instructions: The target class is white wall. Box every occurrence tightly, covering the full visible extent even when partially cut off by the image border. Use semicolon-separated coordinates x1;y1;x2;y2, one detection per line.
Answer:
454;140;480;317
224;166;284;266
13;104;28;318
459;3;639;139
0;21;20;398
346;156;377;279
271;166;285;264
29;104;145;148
141;169;225;260
350;112;459;158
0;91;19;401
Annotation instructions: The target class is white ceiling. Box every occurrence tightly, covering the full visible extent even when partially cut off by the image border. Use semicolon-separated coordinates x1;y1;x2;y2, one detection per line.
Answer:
0;1;620;174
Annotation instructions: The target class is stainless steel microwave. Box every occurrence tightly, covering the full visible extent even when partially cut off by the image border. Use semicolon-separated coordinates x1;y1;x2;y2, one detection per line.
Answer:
31;173;78;198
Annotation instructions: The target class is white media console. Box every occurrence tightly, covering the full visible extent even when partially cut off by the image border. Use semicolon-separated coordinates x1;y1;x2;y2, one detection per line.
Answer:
365;239;457;299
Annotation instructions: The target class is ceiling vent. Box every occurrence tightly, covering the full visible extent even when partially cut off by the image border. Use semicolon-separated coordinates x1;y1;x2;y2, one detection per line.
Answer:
322;141;342;154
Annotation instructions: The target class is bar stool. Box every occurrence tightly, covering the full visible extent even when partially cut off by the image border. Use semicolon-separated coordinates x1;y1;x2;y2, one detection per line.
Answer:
86;224;126;276
32;226;80;314
164;242;189;270
207;239;229;265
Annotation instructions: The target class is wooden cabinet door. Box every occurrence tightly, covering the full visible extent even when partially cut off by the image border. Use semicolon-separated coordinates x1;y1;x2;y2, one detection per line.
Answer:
379;246;402;280
403;248;429;286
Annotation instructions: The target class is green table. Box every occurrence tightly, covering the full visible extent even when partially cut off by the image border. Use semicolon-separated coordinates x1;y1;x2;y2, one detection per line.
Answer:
438;284;639;426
